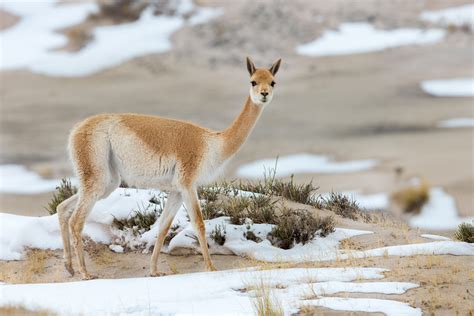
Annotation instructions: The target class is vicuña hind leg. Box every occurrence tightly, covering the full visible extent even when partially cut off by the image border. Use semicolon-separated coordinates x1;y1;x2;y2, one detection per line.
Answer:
150;191;183;276
69;192;98;280
57;194;79;276
183;188;217;272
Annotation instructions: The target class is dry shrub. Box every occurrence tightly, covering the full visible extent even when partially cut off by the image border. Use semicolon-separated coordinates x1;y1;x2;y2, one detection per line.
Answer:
454;222;474;243
45;178;77;215
92;0;147;22
269;208;335;250
0;249;52;284
391;181;430;214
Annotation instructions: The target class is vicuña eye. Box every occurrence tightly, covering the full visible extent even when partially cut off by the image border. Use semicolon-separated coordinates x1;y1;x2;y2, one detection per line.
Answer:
270;81;276;87
251;81;257;87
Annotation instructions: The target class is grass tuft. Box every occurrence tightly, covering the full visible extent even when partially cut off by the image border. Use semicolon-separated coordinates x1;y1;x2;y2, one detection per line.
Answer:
454;222;474;243
112;202;163;235
391;181;430;214
210;224;226;246
269;208;335;249
319;192;369;221
251;280;284;316
44;178;77;215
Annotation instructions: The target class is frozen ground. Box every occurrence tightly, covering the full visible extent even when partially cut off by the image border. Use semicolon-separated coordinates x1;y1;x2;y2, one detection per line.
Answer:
0;267;422;315
421;78;474;97
0;0;221;76
236;153;377;179
296;22;445;57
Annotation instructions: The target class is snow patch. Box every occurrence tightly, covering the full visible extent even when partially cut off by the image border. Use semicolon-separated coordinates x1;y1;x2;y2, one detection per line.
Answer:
410;187;474;230
421;78;474;97
420;4;474;31
438;118;474;128
236;153;377;179
0;0;221;77
421;234;451;241
296;22;445;57
0;267;419;315
0;164;66;194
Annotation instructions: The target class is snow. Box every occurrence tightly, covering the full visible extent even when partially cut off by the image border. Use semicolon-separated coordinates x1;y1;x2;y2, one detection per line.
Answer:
420;4;474;31
305;297;421;316
0;267;420;315
410;187;474;230
438;118;474;128
0;0;221;77
0;164;63;194
421;78;474;97
296;22;445;57
421;234;451;241
236;153;377;179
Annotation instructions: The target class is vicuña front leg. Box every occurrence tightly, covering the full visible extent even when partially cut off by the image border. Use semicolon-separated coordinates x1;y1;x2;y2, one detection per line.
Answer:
183;188;217;272
150;191;183;277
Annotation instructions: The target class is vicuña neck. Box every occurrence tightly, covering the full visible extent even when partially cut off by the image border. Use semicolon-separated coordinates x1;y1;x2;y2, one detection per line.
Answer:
220;96;262;160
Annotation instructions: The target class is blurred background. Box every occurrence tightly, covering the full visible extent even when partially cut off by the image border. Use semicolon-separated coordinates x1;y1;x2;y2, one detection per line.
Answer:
0;0;472;232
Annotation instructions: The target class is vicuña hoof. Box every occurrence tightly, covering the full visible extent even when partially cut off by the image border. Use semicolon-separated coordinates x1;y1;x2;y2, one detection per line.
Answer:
65;262;75;276
150;271;168;277
207;264;217;272
81;273;98;280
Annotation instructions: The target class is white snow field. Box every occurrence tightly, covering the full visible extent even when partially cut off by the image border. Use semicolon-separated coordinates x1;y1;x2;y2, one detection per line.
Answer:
410;187;474;230
420;4;474;31
2;188;474;262
0;0;221;77
0;267;422;315
236;153;377;179
438;118;474;128
421;78;474;97
296;22;445;57
0;164;67;194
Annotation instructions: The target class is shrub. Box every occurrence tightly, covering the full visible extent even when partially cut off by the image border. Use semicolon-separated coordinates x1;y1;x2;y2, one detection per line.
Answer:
210;224;226;246
320;192;366;221
269;208;335;249
392;182;430;214
112;204;162;235
454;222;474;243
271;175;319;206
45;178;78;215
244;230;262;242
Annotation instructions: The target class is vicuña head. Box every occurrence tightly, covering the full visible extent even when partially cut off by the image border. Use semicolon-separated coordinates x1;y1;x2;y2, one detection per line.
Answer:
247;57;281;106
56;57;282;280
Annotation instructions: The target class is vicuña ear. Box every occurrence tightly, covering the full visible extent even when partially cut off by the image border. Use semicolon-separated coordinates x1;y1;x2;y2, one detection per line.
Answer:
269;58;281;76
246;57;256;76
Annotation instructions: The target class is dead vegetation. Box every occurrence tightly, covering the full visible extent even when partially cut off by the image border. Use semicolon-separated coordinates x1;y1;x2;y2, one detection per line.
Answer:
0;306;54;316
0;249;54;284
391;181;430;214
250;280;284;316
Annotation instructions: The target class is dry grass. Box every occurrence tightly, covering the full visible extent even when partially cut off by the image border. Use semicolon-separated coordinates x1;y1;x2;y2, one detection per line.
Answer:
250;280;284;316
0;249;53;284
0;306;54;316
391;181;430;214
209;224;226;246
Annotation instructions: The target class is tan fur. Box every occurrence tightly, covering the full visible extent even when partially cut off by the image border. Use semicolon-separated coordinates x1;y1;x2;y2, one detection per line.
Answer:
57;58;281;279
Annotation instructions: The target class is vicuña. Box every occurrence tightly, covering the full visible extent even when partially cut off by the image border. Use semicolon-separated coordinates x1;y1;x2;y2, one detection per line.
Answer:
58;57;282;279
